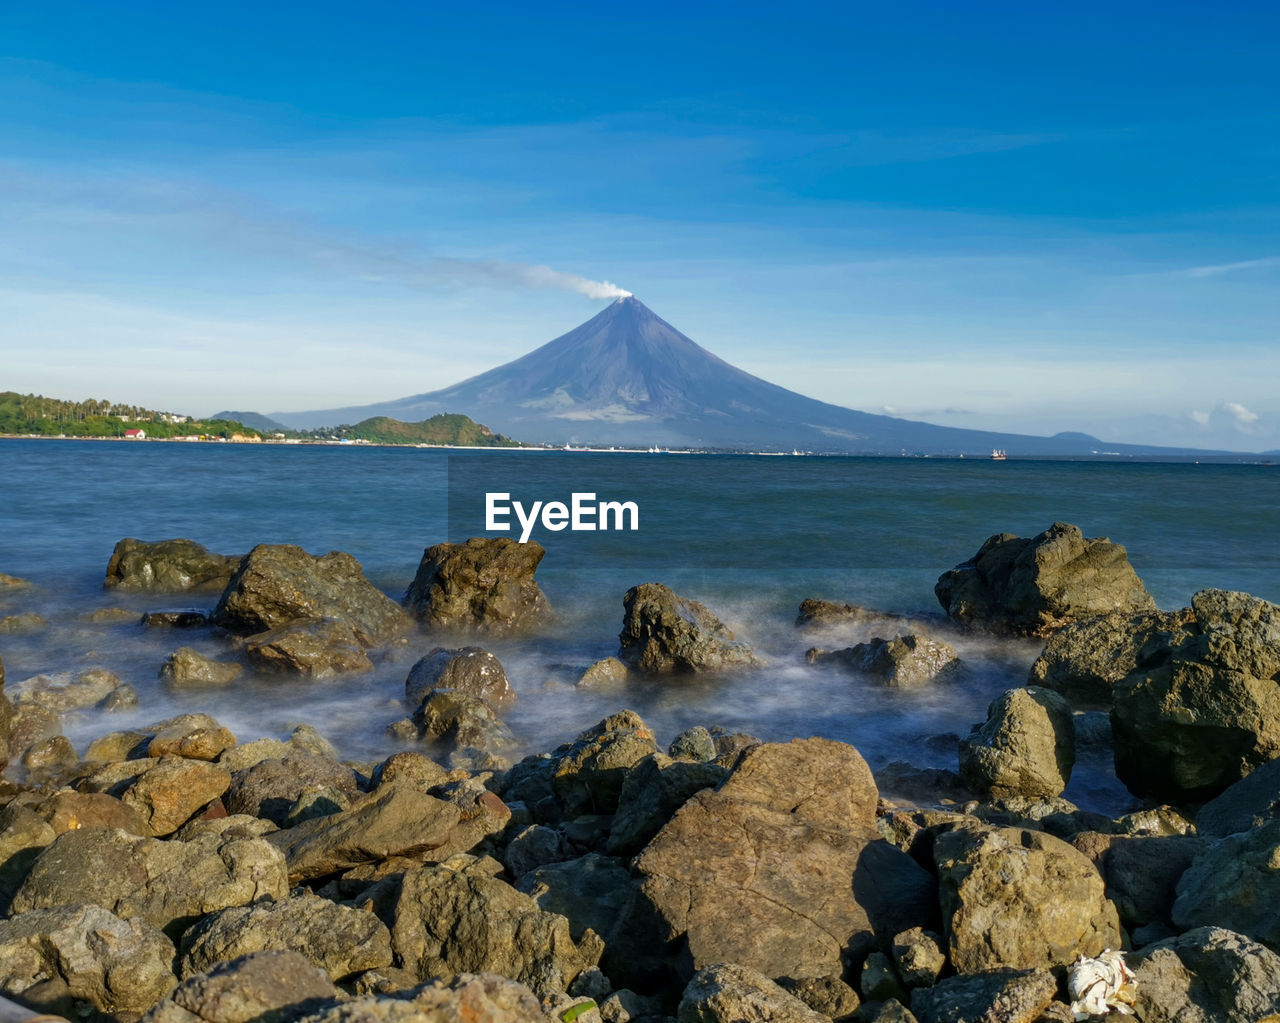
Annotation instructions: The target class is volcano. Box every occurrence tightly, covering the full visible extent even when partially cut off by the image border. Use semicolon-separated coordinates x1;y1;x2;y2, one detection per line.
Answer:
272;297;1192;454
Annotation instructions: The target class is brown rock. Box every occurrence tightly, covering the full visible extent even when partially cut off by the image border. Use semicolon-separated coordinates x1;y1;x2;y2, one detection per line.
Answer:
403;536;552;634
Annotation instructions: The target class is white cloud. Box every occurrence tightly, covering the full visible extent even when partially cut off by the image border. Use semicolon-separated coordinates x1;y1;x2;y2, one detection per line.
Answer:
1182;257;1280;278
1189;409;1210;425
1223;401;1260;428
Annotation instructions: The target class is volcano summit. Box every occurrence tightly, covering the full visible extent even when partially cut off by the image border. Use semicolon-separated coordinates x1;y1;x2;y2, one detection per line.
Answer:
273;297;1187;455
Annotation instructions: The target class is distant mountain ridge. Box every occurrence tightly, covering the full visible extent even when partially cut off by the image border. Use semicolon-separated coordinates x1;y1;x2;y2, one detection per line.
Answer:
211;410;289;433
272;297;1234;455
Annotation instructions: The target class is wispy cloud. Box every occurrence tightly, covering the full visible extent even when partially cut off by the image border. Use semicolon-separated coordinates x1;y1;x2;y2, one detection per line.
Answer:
1180;256;1280;278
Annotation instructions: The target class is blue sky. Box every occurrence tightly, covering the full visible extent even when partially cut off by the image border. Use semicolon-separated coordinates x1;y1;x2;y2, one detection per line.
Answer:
2;1;1278;450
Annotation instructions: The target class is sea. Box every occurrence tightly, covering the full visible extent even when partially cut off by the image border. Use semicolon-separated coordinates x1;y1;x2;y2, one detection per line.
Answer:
2;438;1277;815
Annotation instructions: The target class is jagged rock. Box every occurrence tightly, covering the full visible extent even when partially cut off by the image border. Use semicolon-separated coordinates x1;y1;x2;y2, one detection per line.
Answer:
0;612;47;633
0;903;176;1017
1112;589;1280;802
958;687;1075;799
1029;608;1195;707
864;1002;918;1023
716;736;880;826
808;635;958;688
668;726;717;762
213;544;409;646
148;713;238;760
369;750;450;792
118;756;233;836
11;826;288;939
33;791;148;836
578;657;629;689
795;598;880;628
551;711;659;817
862;951;907;1002
179;892;393;981
1197;756;1280;837
504;824;567;881
290;972;551;1023
403;537;552;634
1129;926;1280;1022
410;689;520;756
144;949;338;1023
106;537;240;592
892;927;948;988
391;863;594;997
1171;821;1280;949
934;522;1155;636
933;825;1122;973
161;646;244;686
11;666;123;712
777;975;860;1022
406;647;515;710
875;762;973;805
909;968;1057;1023
678;963;828;1023
264;782;472;882
1071;832;1203;932
635;785;935;983
246;619;374;677
224;755;361;826
517;853;634;948
599;989;664;1023
606;753;727;856
0;805;56;912
618;582;759;673
143;610;211;628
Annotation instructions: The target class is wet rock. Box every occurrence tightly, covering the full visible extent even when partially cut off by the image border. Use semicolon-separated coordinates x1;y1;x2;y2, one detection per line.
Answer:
1029;608;1194;707
934;522;1155;636
144;610;211;628
795;598;879;628
179;892;393;981
161;646;244;686
144;949;338;1023
119;756;233;836
0;804;56;911
409;689;521;759
958;687;1075;799
0;656;12;770
606;753;727;856
909;968;1057;1023
214;543;410;646
808;635;959;688
148;713;238;760
11;825;288;939
403;536;552;634
20;735;77;776
292;972;550;1023
6;703;59;762
892;927;948;988
12;666;123;712
1129;926;1280;1022
875;762;973;805
0;612;47;633
102;684;139;711
619;582;760;673
81;606;139;624
678;963;828;1023
777;975;860;1022
578;657;629;689
246;619;375;677
1112;589;1280;803
0;572;31;589
106;537;240;592
0;903;177;1017
391;862;594;997
1197;756;1280;837
668;726;716;762
224;755;361;826
933;825;1122;973
265;781;467;882
551;711;660;817
406;646;515;710
1171;820;1280;949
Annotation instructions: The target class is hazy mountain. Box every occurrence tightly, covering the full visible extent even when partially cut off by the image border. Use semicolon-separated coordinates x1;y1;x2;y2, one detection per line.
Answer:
211;410;289;433
272;297;1230;455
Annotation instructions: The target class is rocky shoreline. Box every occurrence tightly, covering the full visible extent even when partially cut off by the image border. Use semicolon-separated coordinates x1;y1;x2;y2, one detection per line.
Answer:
1;524;1279;1022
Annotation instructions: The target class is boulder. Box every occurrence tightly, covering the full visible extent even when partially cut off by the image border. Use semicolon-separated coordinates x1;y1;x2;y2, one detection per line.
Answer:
224;755;361;826
1111;589;1280;803
503;824;567;882
1029;608;1195;707
1196;756;1280;837
161;647;244;686
668;726;717;762
517;853;634;947
0;804;56;912
179;892;393;981
550;710;660;818
406;647;515;710
148;714;238;761
143;610;212;628
1129;926;1280;1022
892;927;948;988
11;666;123;712
33;791;148;836
403;537;552;634
11;826;288;939
777;976;861;1022
391;863;595;997
0;612;45;633
144;949;338;1023
245;619;374;677
577;657;629;689
290;973;550;1023
678;963;828;1023
933;825;1122;973
264;781;471;882
606;753;728;856
619;583;759;673
934;522;1155;636
716;736;880;826
0;903;176;1017
1072;832;1204;933
807;635;958;688
409;689;520;757
81;606;140;623
106;537;240;592
118;757;233;836
909;968;1057;1023
369;750;451;792
213;544;409;646
958;687;1075;799
1171;820;1280;949
795;598;880;628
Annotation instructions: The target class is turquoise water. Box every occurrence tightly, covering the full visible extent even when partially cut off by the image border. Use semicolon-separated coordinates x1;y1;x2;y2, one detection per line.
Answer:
2;439;1277;813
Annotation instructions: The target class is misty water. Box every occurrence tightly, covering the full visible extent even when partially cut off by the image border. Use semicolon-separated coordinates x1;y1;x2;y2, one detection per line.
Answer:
2;439;1278;815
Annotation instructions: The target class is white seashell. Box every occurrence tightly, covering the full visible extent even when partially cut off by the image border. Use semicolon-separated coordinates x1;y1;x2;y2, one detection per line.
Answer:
1068;949;1136;1019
